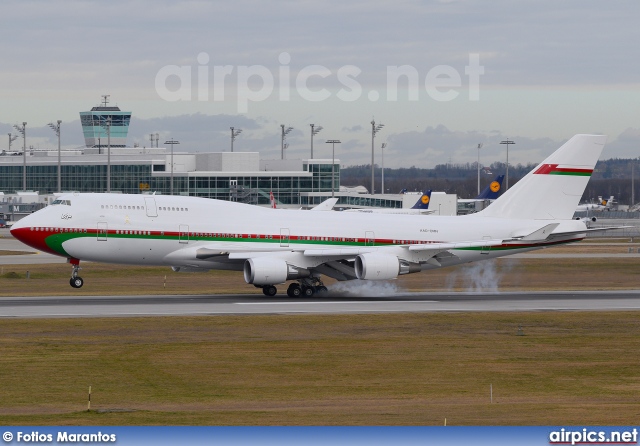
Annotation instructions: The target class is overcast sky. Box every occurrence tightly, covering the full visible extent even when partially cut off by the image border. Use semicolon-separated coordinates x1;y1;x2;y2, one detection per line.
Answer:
2;0;639;168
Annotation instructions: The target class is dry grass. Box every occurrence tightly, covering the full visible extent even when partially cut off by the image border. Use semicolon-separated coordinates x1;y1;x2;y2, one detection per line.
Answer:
0;255;638;297
1;312;640;425
0;240;638;425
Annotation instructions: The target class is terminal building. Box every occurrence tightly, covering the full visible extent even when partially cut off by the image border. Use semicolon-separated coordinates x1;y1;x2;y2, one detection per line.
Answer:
0;97;460;218
0;147;343;208
0;97;349;208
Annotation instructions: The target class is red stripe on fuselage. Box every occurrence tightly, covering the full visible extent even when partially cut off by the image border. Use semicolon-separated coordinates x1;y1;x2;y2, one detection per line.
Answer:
10;227;63;256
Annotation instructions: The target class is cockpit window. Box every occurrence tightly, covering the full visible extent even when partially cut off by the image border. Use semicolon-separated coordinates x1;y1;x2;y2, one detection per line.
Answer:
51;199;71;206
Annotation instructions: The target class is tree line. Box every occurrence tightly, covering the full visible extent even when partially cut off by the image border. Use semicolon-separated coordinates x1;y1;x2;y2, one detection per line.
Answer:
340;158;640;205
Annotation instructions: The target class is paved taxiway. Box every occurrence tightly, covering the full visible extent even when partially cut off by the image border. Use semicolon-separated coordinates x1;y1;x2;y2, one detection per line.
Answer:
2;291;640;318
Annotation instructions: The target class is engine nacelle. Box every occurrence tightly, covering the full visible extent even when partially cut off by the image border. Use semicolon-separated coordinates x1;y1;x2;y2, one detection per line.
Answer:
575;216;597;222
243;257;310;285
355;253;401;280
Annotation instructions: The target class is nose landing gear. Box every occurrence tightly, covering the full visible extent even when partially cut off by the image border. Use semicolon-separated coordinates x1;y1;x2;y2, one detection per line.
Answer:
69;259;83;288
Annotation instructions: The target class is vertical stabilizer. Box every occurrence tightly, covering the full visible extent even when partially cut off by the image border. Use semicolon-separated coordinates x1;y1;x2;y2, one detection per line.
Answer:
476;174;504;200
410;190;432;210
477;134;606;220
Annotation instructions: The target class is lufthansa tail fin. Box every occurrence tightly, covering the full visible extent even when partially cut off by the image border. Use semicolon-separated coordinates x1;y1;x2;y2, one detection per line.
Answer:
476;174;504;200
603;196;615;207
410;190;432;210
476;135;606;220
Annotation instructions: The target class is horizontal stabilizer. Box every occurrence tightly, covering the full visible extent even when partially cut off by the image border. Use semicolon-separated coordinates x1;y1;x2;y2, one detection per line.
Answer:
545;226;634;239
516;223;560;241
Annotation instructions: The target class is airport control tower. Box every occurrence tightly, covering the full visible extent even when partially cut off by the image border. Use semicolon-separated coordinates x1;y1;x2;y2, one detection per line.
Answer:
79;95;131;148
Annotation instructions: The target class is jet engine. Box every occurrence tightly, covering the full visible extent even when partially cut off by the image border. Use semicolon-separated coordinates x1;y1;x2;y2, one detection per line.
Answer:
355;253;422;280
243;257;310;285
575;216;597;223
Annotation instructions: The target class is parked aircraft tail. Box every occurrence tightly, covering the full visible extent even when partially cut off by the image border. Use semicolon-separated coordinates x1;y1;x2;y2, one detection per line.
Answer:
602;195;615;207
476;174;504;200
477;134;606;220
410;190;432;210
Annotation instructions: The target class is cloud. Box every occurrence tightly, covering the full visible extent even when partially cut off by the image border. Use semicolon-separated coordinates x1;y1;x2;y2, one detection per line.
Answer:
2;1;639;166
380;125;558;168
605;128;640;159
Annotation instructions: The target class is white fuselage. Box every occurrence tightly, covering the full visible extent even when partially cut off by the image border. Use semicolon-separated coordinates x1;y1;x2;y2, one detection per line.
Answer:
11;193;587;273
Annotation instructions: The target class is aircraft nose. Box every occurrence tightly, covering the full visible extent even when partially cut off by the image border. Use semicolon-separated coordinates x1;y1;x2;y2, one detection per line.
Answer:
9;217;27;239
10;217;33;245
9;216;56;255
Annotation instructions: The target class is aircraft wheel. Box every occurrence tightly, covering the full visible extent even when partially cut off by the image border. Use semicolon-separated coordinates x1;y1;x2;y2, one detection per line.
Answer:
316;286;329;296
302;286;315;297
262;285;277;297
287;284;302;298
70;277;84;288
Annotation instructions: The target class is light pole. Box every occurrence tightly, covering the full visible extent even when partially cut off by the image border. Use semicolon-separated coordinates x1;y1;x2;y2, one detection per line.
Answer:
106;117;111;193
477;143;483;195
381;143;387;194
230;127;242;152
164;139;180;195
371;120;384;194
13;122;26;191
8;133;18;151
48;120;62;193
500;139;515;190
310;124;323;159
281;125;293;159
326;140;341;198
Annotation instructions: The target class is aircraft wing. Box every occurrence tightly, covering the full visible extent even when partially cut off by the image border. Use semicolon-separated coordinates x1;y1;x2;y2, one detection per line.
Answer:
163;238;506;278
309;198;339;211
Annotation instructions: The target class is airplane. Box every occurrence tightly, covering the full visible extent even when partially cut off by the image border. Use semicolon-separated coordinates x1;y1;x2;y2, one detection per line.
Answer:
457;174;504;214
574;195;614;227
345;190;435;215
11;134;612;298
476;174;505;200
576;195;615;212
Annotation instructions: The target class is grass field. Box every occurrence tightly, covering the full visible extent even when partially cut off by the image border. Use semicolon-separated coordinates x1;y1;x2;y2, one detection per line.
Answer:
0;256;638;297
1;312;640;425
1;239;639;425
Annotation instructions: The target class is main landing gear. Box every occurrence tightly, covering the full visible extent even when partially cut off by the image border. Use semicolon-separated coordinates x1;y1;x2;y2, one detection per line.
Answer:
69;259;84;288
260;278;329;297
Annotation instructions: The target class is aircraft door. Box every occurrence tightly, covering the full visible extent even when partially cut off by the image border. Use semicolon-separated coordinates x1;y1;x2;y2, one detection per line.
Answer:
280;228;290;247
481;235;491;254
365;231;375;246
179;224;189;244
144;197;158;217
97;222;108;241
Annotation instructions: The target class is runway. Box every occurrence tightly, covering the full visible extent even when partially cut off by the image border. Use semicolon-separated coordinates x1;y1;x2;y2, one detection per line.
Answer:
2;290;640;318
